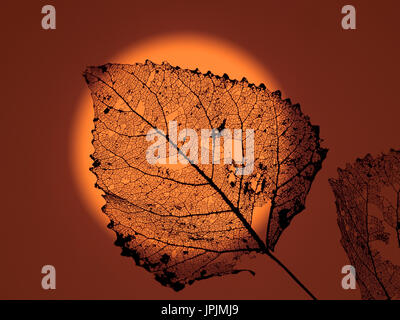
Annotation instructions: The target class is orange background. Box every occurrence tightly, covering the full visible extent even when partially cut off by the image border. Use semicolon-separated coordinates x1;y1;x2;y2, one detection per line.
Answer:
1;0;399;299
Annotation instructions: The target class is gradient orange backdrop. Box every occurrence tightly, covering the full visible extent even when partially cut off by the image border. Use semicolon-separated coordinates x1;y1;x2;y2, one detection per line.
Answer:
1;0;399;299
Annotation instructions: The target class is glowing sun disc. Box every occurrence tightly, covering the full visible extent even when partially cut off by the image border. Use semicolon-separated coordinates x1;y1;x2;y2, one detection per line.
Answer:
70;32;280;234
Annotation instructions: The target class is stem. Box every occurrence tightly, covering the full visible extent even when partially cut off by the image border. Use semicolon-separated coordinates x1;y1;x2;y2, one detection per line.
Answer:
265;249;317;300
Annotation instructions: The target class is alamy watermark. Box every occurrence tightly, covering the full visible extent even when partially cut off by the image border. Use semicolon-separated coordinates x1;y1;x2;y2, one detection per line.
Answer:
41;265;56;290
341;265;356;290
145;121;255;175
41;5;56;30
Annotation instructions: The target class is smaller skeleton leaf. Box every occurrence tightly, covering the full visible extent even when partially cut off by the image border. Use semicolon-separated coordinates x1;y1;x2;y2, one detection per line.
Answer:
83;61;326;291
330;150;400;300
